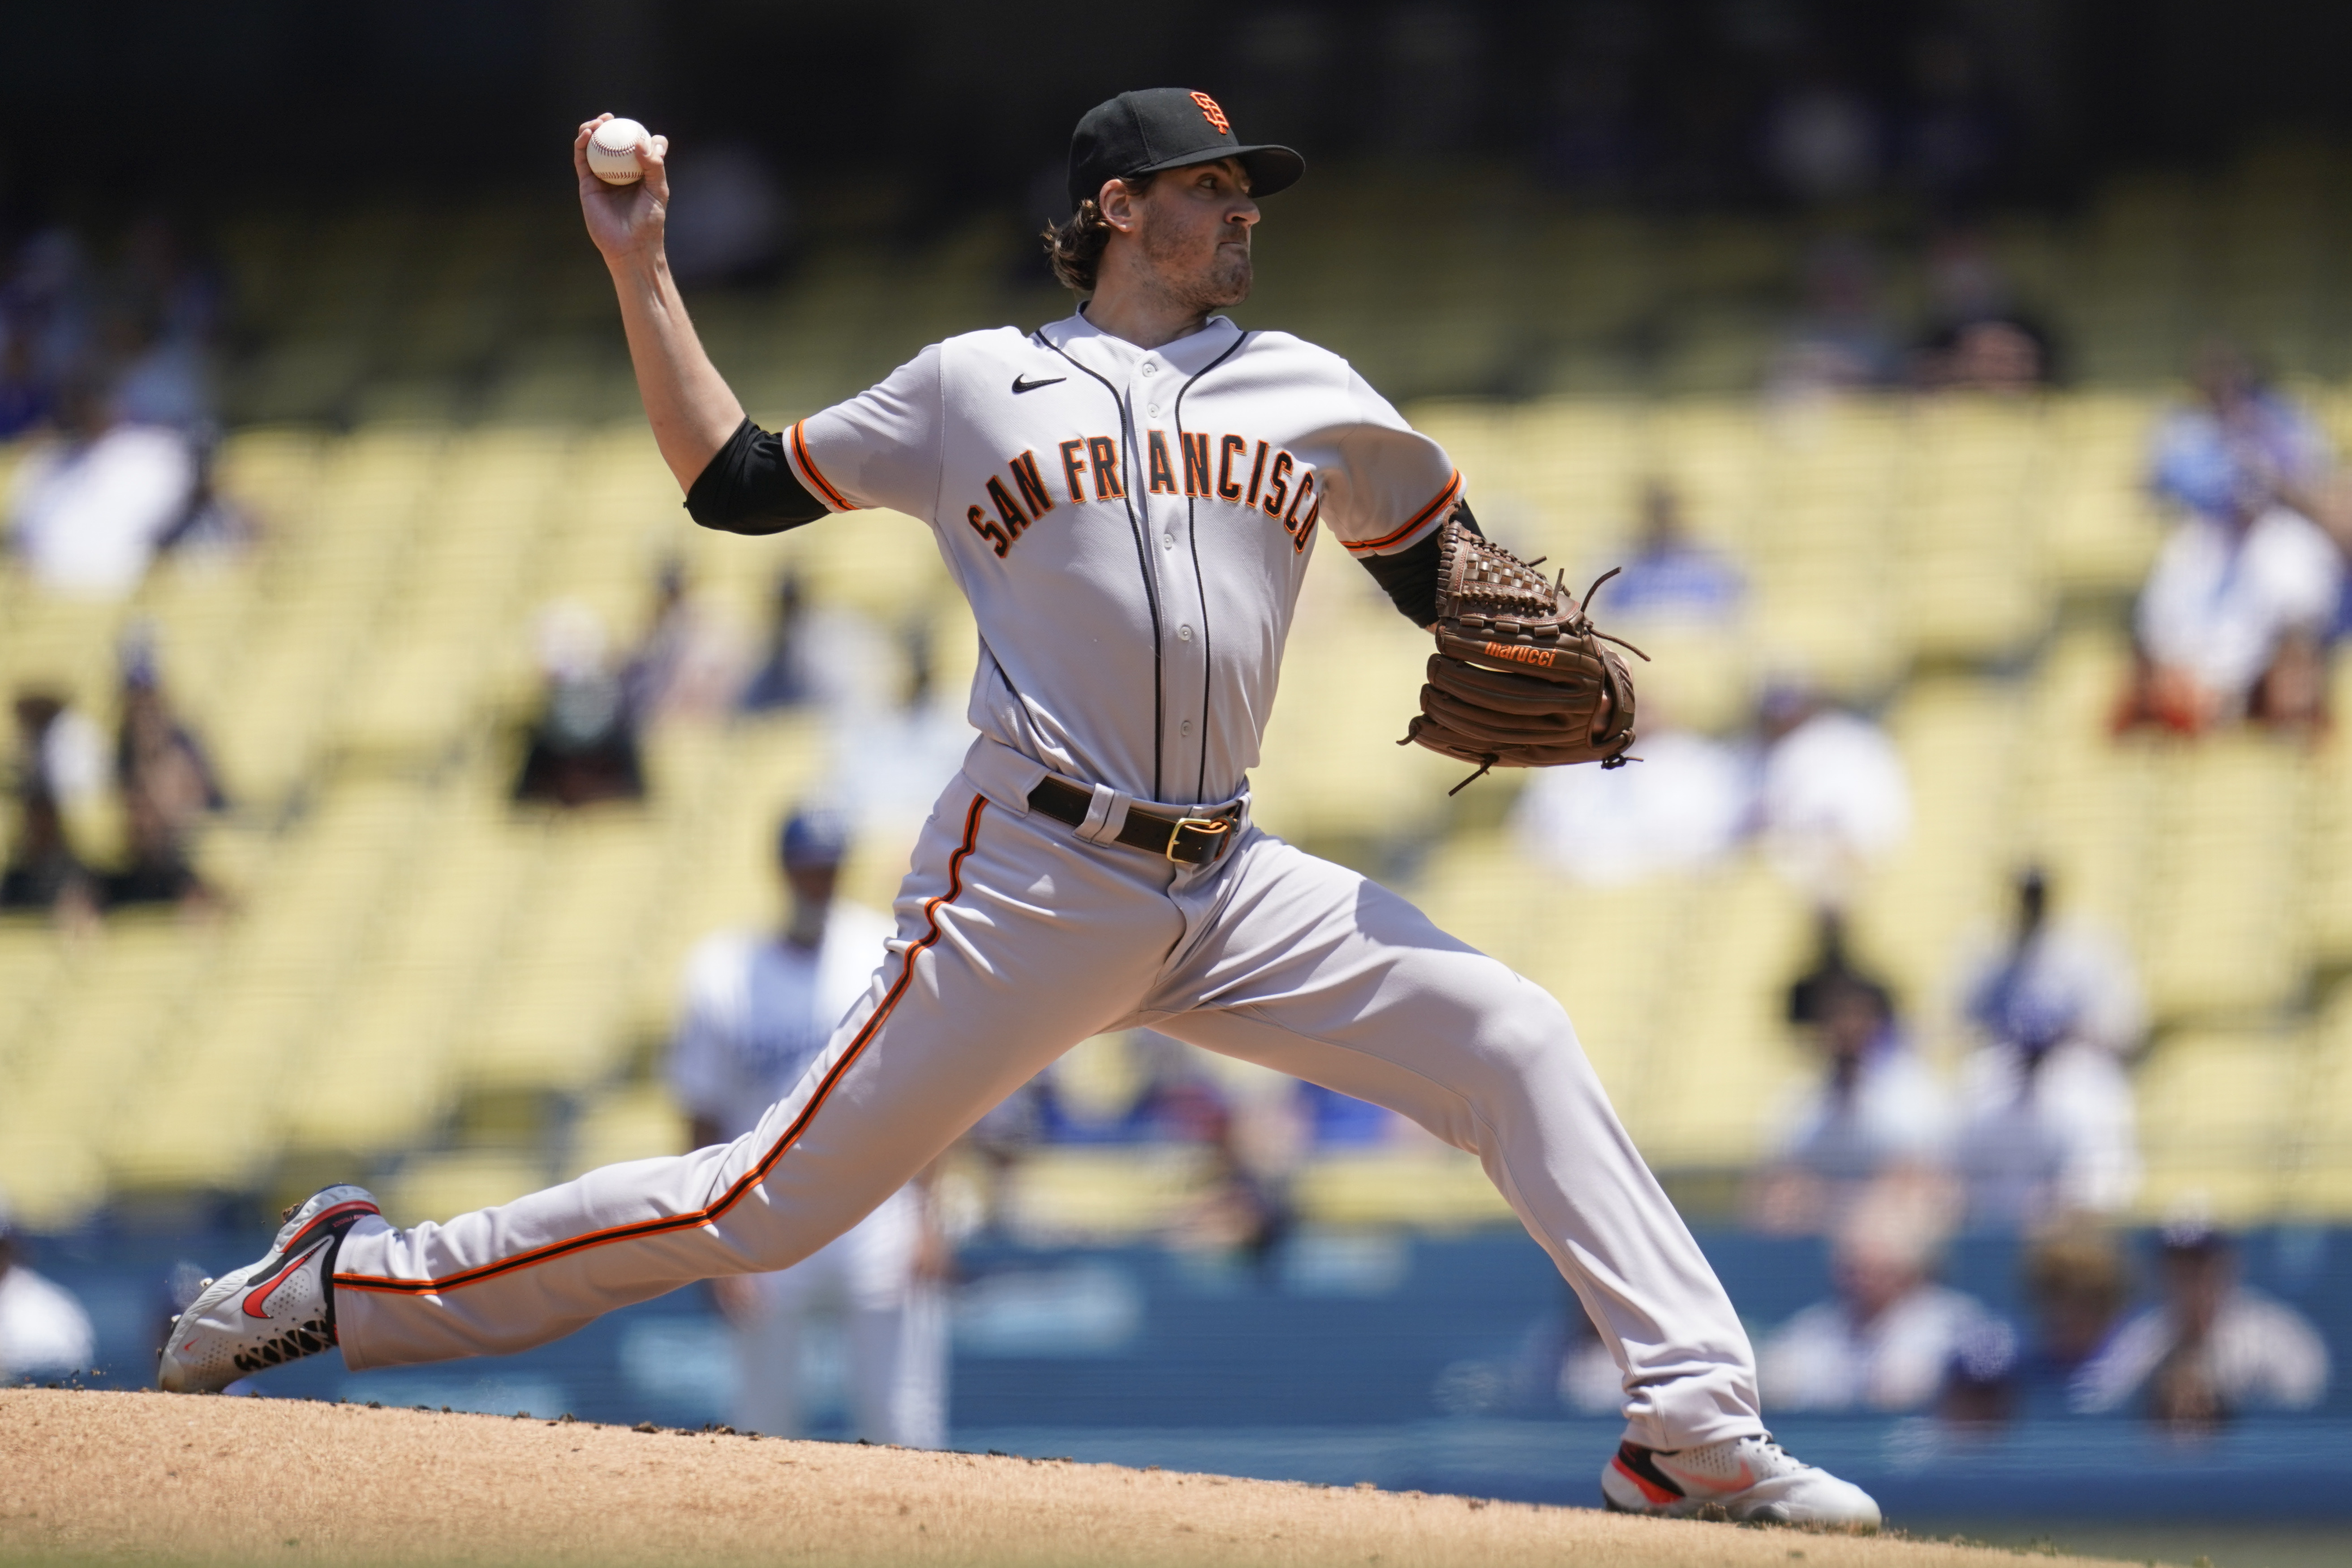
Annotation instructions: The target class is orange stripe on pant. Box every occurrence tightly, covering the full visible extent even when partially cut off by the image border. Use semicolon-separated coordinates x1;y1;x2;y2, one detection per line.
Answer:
333;794;989;1298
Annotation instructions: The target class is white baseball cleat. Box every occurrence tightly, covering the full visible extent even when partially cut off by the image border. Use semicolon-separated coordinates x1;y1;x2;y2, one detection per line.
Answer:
1600;1435;1881;1529
157;1185;380;1394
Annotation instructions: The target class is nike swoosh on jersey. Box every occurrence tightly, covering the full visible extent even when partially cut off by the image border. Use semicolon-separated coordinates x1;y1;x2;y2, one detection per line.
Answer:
1010;374;1066;394
242;1238;332;1319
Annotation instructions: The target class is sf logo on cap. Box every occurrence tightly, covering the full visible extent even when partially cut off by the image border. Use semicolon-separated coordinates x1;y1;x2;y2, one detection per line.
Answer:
1191;92;1230;134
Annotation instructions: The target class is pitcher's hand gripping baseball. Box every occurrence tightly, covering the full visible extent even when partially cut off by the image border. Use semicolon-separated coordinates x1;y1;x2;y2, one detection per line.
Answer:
1399;514;1643;793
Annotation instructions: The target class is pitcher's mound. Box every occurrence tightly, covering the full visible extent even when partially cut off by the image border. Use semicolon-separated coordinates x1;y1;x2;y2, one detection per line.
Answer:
2;1389;2114;1567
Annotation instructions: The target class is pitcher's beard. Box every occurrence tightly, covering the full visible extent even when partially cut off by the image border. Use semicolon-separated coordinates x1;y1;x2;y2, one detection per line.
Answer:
1147;229;1253;314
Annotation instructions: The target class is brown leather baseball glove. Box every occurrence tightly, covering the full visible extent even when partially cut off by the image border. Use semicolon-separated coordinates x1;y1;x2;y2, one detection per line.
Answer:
1399;515;1643;793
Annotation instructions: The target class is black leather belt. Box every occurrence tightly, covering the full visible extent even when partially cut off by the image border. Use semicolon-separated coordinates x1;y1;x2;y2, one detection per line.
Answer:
1027;774;1239;866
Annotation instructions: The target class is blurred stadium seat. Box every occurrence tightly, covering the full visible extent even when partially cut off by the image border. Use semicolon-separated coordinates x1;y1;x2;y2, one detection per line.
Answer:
7;141;2352;1235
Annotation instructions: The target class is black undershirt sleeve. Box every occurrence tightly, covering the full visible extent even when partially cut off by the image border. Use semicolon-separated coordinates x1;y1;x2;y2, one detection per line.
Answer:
683;418;830;535
1355;498;1483;627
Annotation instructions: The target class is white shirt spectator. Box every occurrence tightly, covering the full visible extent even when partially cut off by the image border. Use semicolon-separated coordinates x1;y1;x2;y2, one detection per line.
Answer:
1769;1044;1952;1187
6;424;196;596
1759;1282;1991;1413
2074;1288;2330;1415
1512;728;1746;885
1961;917;2146;1060
667;904;897;1142
1954;1040;2141;1227
1759;709;1911;891
0;1263;97;1378
2135;507;2343;709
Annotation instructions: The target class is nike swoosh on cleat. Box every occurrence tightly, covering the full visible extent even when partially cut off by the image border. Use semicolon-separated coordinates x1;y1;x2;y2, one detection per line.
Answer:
1656;1457;1755;1494
1010;374;1066;394
241;1238;331;1319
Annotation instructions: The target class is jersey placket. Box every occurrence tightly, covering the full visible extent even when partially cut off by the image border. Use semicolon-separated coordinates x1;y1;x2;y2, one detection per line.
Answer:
1136;350;1209;804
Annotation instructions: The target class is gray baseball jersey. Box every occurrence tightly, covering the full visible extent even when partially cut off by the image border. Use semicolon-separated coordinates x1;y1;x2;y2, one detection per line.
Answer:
782;312;1460;804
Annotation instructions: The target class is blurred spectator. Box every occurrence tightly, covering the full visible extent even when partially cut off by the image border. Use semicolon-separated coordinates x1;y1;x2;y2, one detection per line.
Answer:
1750;921;1950;1235
1935;1318;2021;1428
102;304;211;434
2129;341;2342;732
0;1194;96;1380
623;557;748;724
1921;319;2047;395
1512;726;1746;885
2119;483;2340;737
1759;1184;1991;1413
1754;682;1911;898
514;601;646;808
1961;868;2145;1062
103;628;225;913
667;808;945;1446
1952;973;2141;1228
1163;1092;1294;1271
1595;481;1746;625
2075;1220;2330;1426
2150;340;2331;526
2015;1219;2131;1413
738;571;816;713
1767;239;1898;399
2;693;98;924
5;372;197;597
830;615;976;819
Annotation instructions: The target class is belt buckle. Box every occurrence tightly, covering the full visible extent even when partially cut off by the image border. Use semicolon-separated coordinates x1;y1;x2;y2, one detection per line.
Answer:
1166;816;1232;864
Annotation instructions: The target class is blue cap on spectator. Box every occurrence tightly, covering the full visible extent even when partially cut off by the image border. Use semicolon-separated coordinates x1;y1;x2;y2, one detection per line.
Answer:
778;808;852;867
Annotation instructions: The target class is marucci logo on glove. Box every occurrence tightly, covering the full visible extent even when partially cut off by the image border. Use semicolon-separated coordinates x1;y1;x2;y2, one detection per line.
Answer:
1483;642;1560;667
1400;516;1646;793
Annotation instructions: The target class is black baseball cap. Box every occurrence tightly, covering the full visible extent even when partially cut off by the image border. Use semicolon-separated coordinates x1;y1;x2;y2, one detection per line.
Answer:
1066;88;1304;211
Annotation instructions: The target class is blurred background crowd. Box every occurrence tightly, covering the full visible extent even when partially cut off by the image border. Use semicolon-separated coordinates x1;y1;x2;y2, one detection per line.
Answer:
6;0;2352;1542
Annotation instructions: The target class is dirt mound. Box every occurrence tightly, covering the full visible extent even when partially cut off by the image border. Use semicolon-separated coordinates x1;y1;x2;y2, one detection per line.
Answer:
1;1389;2121;1568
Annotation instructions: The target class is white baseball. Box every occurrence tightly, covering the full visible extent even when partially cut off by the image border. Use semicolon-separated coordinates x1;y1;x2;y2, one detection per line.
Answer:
587;118;650;185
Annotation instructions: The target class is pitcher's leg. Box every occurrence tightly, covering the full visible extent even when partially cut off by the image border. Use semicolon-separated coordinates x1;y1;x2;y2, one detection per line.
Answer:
1154;833;1760;1451
334;787;1177;1369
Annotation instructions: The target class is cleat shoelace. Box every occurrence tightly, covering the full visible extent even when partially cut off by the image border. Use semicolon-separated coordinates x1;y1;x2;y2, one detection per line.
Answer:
232;1317;333;1374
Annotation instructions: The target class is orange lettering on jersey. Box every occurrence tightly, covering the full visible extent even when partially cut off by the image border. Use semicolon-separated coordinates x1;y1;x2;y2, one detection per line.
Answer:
1009;450;1056;518
1180;432;1212;498
1283;470;1316;532
1217;434;1248;501
1086;435;1124;498
1243;439;1269;507
985;475;1030;535
1147;430;1178;494
1260;451;1293;519
1293;489;1320;553
967;504;1011;558
1058;439;1088;503
1191;92;1230;134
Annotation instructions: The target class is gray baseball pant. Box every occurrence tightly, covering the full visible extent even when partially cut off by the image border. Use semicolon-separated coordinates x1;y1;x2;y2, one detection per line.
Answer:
333;738;1764;1450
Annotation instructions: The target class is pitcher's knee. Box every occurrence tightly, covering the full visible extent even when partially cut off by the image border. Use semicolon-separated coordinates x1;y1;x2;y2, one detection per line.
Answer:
1471;980;1584;1087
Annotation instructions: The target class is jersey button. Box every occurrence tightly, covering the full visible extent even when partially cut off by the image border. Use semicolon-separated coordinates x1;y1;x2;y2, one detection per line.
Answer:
1162;533;1175;549
1177;624;1194;642
1147;404;1161;417
1141;363;1158;376
1181;719;1194;737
